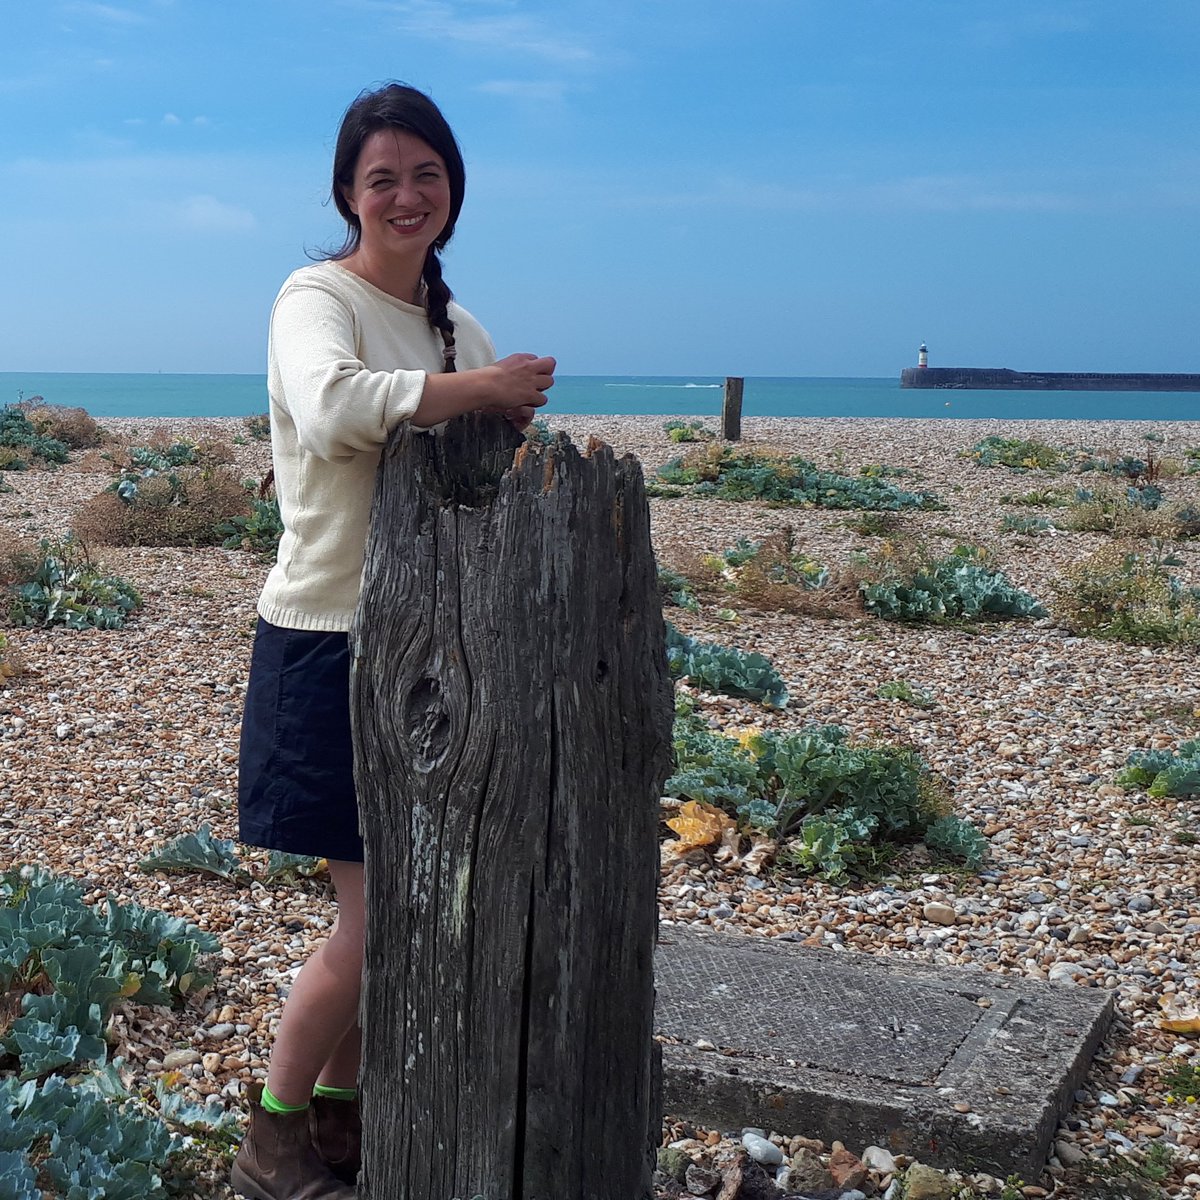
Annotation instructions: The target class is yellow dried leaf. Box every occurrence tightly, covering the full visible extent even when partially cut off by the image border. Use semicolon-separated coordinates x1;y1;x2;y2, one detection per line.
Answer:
1158;995;1200;1035
665;800;735;850
1161;1017;1200;1035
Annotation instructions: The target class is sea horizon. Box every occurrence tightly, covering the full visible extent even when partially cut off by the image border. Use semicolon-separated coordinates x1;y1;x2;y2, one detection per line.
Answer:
2;371;1198;423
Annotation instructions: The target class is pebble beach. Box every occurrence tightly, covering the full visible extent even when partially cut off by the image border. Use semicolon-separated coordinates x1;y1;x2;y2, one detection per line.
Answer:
3;413;1200;1198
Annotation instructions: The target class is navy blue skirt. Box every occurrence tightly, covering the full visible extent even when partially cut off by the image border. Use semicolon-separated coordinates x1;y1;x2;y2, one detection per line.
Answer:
238;617;364;863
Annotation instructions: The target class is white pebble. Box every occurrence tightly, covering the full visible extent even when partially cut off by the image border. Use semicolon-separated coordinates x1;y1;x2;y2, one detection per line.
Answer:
740;1133;783;1166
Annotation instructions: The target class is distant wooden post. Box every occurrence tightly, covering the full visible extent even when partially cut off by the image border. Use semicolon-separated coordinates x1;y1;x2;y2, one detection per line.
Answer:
721;376;744;441
350;414;674;1200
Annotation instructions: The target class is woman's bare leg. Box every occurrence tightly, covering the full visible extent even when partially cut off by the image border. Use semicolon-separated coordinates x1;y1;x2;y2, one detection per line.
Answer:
316;1022;362;1091
263;859;364;1106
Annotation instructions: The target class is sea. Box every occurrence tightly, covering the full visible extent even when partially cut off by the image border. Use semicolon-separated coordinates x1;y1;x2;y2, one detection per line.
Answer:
2;372;1197;423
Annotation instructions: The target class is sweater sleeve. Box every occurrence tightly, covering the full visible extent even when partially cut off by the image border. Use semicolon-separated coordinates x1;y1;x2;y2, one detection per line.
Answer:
270;280;426;462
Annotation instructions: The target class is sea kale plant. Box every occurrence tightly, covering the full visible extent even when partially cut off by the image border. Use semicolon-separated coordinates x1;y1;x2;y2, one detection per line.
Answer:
1116;740;1200;798
0;406;69;471
0;866;226;1197
217;486;284;562
658;565;700;613
6;536;142;630
657;445;941;511
666;712;986;880
666;622;789;708
860;545;1047;624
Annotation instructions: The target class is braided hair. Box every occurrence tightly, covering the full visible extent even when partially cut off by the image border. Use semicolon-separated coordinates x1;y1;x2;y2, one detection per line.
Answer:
324;83;465;371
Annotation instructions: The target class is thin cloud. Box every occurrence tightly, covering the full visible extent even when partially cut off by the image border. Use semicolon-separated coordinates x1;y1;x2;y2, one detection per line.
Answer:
162;113;181;125
961;8;1092;50
475;79;567;103
62;2;147;25
173;194;256;233
865;174;1082;214
362;0;595;63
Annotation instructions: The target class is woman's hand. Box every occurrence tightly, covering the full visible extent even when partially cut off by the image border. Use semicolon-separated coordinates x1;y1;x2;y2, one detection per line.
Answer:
414;353;555;428
487;354;556;411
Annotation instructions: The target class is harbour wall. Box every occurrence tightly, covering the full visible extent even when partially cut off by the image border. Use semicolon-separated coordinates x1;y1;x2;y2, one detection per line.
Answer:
900;367;1200;392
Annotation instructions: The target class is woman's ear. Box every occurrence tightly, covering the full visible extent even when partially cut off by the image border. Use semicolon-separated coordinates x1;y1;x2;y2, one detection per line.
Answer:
340;185;359;217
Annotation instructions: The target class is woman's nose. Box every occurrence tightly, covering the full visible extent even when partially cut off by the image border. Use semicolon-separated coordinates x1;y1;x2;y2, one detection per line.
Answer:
393;177;421;206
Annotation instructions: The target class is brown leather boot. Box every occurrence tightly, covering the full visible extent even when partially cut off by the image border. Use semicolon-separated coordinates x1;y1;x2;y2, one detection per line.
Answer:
309;1094;361;1185
232;1082;356;1200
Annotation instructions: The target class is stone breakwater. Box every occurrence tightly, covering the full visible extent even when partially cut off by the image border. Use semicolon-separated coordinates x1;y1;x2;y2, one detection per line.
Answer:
2;414;1199;1197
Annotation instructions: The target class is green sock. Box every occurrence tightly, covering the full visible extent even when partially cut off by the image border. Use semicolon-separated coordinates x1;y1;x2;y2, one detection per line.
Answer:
261;1085;309;1114
313;1084;358;1102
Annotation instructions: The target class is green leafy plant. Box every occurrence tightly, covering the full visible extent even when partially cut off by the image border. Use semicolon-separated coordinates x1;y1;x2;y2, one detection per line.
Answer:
1162;1060;1200;1100
777;816;863;881
696;529;855;618
0;1073;181;1199
0;405;69;469
1116;739;1200;798
243;412;271;442
876;679;935;708
1075;447;1176;484
845;510;902;537
1058;483;1197;537
0;862;219;1163
218;488;283;561
860;545;1047;624
923;815;990;867
998;486;1072;508
263;852;326;882
966;436;1066;472
666;715;984;877
999;514;1055;536
658;566;700;613
665;623;788;708
663;419;714;443
657;445;942;511
138;823;245;880
6;536;142;629
1052;542;1200;644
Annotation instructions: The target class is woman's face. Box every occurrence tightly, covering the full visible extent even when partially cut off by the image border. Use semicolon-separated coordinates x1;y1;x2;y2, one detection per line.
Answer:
342;128;452;270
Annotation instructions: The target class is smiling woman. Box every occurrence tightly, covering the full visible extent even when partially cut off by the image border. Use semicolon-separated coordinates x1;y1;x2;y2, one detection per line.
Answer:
227;81;557;1200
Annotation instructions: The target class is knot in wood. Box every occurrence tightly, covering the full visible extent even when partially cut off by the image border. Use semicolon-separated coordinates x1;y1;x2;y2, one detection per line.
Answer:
404;676;451;764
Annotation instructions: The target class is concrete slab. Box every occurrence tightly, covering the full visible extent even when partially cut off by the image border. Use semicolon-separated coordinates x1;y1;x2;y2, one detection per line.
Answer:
654;929;1115;1178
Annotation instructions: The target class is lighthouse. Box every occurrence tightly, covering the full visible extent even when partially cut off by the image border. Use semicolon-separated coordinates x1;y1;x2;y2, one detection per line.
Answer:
918;342;928;369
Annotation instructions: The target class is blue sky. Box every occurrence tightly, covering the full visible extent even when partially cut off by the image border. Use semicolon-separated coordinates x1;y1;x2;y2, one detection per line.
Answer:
2;0;1198;377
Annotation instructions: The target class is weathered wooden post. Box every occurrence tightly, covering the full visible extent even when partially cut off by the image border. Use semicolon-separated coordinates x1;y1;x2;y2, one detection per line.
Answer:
350;414;674;1200
721;376;744;441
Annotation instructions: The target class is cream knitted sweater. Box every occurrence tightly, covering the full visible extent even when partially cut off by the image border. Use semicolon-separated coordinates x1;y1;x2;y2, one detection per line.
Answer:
258;260;496;631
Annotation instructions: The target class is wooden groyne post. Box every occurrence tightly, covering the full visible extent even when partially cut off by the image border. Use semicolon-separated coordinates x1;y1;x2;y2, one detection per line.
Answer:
721;376;744;441
350;414;674;1200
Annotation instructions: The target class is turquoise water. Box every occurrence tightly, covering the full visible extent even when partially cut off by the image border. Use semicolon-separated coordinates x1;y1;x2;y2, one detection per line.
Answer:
2;372;1198;422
